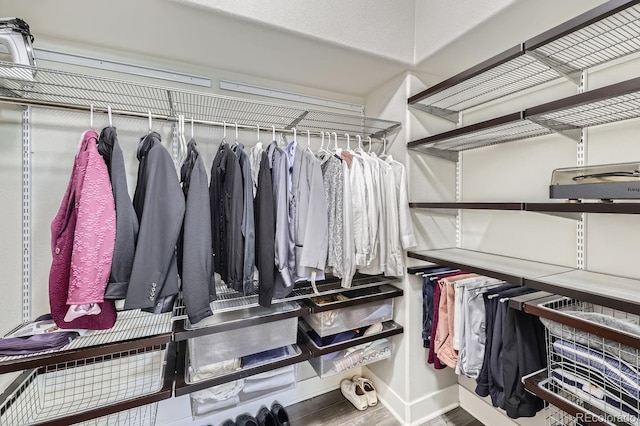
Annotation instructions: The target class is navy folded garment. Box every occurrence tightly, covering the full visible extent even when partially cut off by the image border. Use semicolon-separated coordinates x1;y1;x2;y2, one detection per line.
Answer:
0;313;80;356
242;346;290;367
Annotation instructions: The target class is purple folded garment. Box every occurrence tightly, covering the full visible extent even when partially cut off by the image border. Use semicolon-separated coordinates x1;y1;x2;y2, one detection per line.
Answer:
0;332;79;356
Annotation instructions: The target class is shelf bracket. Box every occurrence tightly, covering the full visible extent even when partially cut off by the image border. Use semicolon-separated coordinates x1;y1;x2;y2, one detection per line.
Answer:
369;123;401;140
409;104;459;124
285;111;309;130
526;50;582;86
526;117;582;142
408;146;458;162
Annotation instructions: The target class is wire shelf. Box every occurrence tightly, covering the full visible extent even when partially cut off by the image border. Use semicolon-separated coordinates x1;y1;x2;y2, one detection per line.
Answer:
0;346;167;426
540;298;640;426
73;403;158;426
172;275;399;319
410;1;640;113
0;61;400;139
0;310;173;369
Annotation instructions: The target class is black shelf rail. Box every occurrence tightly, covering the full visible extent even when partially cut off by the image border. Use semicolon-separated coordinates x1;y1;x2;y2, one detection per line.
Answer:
408;75;640;153
174;303;309;342
303;284;403;314
408;0;640;114
407;248;640;316
410;201;640;214
523;370;609;426
174;341;311;397
298;320;404;357
0;343;177;426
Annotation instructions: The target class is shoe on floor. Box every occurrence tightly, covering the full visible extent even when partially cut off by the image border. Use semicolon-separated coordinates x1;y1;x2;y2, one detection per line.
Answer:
340;378;368;411
271;402;290;426
221;421;236;426
352;375;378;406
256;406;278;426
235;414;259;426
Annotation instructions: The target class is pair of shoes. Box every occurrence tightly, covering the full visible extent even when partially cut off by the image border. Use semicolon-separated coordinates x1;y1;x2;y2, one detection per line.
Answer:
340;376;378;410
221;420;236;426
256;402;290;426
353;376;377;407
235;414;258;426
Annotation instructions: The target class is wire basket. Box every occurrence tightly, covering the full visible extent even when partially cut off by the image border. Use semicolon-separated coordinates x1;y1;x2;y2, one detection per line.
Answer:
73;403;158;426
0;345;167;426
539;298;640;426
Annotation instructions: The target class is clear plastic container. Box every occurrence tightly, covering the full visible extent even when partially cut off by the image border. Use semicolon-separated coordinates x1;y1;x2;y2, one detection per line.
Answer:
308;338;393;378
304;299;394;337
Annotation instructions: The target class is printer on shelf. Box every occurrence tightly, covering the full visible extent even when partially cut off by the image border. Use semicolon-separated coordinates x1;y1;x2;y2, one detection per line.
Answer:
550;162;640;201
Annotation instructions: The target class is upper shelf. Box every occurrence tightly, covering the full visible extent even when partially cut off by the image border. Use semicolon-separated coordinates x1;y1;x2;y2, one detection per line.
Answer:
408;76;640;153
407;248;640;315
408;0;640;115
0;61;400;139
410;202;640;214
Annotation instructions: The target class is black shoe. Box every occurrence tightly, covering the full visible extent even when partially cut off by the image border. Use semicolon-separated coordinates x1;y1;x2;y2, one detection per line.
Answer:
221;421;236;426
256;406;278;426
271;402;290;426
236;414;259;426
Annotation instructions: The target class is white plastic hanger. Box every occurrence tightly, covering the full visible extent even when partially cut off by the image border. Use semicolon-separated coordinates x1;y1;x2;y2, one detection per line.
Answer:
344;134;351;153
292;127;297;144
366;136;372;154
191;117;194;140
147;110;152;134
272;125;276;142
255;124;263;151
332;132;341;156
233;122;239;147
306;130;312;152
89;104;94;129
222;121;227;144
356;135;362;152
107;105;113;127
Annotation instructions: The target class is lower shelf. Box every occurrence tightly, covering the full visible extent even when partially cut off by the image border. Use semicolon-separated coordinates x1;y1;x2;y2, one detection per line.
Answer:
0;344;175;426
174;342;310;397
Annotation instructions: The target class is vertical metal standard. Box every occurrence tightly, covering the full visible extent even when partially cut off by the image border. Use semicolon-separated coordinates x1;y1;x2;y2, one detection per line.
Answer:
22;106;31;323
455;111;463;248
576;71;588;270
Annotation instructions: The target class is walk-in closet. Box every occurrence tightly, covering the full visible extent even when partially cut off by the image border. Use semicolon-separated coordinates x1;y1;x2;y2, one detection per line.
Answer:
0;1;639;425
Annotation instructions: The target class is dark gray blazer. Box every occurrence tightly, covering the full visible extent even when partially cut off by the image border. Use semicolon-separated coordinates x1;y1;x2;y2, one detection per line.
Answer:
97;126;139;300
179;140;215;324
125;132;185;313
254;150;275;307
232;144;256;295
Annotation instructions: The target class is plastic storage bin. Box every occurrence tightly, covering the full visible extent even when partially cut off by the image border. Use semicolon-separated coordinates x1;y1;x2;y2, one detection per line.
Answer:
308;338;393;378
188;303;299;371
304;299;394;337
189;364;299;419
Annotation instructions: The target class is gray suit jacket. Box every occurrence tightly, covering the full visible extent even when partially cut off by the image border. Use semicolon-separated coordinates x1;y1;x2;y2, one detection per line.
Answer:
291;144;329;280
125;132;185;312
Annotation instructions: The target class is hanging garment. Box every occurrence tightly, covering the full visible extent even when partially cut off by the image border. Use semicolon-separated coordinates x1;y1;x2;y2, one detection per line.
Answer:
125;132;184;313
254;150;275;307
249;142;264;197
268;141;295;298
350;155;370;267
341;151;356;288
232;144;256;295
178;139;215;325
321;155;344;278
357;151;380;267
378;157;403;276
97;126;139;300
49;129;116;329
288;141;329;282
386;156;417;251
210;143;243;292
502;303;546;418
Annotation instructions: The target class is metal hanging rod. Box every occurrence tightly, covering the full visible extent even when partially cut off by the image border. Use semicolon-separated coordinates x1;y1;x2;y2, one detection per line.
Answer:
0;96;387;142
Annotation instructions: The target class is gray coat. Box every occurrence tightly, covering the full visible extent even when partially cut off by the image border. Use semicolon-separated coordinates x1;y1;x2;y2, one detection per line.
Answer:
97;126;139;300
232;144;256;295
125;132;185;313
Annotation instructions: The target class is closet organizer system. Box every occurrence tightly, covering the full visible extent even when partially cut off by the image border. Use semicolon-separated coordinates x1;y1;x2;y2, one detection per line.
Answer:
0;60;405;425
408;0;640;425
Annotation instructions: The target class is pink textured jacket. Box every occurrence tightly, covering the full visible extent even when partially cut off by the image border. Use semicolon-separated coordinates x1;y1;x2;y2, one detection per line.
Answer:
49;129;117;329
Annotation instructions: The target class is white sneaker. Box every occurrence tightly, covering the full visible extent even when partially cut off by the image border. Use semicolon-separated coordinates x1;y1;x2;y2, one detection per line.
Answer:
340;379;368;411
352;375;378;407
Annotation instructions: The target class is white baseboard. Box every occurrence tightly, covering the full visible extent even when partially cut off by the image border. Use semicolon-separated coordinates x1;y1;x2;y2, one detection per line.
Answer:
365;369;459;425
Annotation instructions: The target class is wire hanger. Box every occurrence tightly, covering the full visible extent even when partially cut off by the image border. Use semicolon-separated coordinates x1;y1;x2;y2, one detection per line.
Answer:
108;106;113;127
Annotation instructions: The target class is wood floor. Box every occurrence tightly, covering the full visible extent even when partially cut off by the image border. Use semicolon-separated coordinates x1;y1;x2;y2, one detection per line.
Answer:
285;389;483;426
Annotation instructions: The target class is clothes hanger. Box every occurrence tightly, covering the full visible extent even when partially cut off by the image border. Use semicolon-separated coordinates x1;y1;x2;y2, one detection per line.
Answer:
332;132;341;156
255;124;263;151
356;135;362;152
232;122;239;148
305;130;312;152
147;110;152;134
344;134;351;153
366;136;372;154
222;121;227;145
108;105;113;128
191;117;194;140
89;104;94;130
292;127;297;145
272;125;276;142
